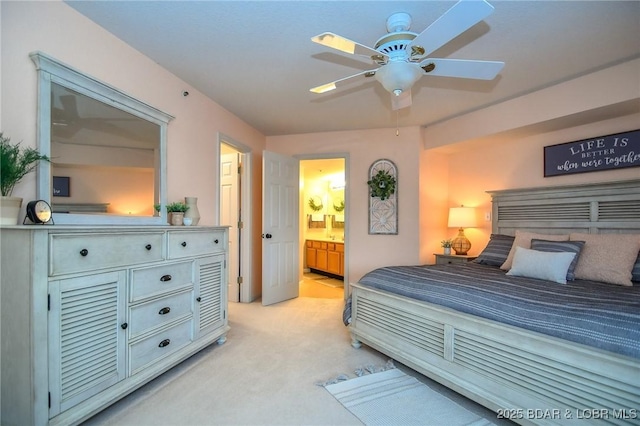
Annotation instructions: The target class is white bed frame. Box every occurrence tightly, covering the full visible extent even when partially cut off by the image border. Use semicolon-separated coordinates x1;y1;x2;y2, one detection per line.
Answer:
350;179;640;426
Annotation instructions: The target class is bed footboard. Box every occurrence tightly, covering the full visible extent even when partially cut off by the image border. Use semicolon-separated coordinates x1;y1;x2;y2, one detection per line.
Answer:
349;282;640;426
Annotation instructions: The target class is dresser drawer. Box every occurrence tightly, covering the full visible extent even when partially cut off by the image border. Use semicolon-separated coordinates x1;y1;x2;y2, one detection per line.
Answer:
50;232;165;276
130;261;193;302
168;230;226;259
129;319;193;374
129;289;194;338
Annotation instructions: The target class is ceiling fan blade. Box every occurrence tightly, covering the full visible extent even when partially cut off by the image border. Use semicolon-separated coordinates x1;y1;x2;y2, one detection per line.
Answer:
409;0;495;58
391;89;412;111
420;58;504;80
312;32;388;62
310;69;378;94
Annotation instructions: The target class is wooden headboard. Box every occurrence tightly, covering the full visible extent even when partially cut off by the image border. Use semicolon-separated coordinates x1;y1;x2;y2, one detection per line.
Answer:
487;179;640;236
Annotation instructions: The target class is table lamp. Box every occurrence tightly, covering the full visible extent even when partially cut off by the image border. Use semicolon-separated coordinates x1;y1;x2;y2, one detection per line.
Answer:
448;206;476;255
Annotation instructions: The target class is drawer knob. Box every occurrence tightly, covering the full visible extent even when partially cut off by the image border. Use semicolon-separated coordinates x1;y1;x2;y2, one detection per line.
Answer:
160;274;172;282
214;239;219;244
79;248;89;257
120;322;128;330
158;307;171;315
196;296;201;302
181;241;187;247
145;244;152;250
158;339;171;348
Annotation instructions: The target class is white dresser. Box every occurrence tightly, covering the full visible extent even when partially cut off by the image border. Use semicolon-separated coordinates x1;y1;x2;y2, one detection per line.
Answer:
0;226;229;426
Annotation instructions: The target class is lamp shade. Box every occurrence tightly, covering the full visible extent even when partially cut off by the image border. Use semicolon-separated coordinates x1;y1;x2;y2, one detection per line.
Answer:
448;207;477;228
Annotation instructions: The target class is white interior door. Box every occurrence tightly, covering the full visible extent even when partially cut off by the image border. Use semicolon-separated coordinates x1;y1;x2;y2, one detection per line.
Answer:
220;153;240;302
262;150;299;306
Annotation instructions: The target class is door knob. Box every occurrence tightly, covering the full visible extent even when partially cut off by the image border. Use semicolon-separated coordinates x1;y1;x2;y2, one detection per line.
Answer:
262;233;272;239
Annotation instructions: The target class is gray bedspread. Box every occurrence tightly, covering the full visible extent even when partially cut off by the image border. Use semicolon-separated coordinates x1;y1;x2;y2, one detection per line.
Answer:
356;263;640;359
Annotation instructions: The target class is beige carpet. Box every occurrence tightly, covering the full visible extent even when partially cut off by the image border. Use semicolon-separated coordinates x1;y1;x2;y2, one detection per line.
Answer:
83;296;512;426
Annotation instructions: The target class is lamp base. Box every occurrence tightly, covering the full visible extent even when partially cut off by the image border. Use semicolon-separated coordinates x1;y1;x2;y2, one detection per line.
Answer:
452;228;471;255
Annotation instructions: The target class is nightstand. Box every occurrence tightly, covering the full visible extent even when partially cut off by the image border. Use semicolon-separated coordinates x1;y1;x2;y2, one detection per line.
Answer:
434;254;477;265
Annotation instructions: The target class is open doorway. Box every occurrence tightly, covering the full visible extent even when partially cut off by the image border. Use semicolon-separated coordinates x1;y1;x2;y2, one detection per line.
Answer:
219;136;254;303
299;158;346;299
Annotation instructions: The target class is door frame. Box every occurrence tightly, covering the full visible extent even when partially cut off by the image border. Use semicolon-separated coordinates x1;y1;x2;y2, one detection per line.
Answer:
216;133;254;303
297;152;350;299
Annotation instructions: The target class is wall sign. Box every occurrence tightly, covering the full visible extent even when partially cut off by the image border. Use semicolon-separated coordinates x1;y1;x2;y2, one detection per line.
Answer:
544;129;640;177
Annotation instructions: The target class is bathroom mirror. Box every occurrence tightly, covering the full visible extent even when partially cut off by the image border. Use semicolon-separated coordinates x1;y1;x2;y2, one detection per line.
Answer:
31;52;173;224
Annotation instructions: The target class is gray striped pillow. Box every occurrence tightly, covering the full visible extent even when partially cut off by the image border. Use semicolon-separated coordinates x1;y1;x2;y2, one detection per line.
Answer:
474;234;515;267
531;239;585;281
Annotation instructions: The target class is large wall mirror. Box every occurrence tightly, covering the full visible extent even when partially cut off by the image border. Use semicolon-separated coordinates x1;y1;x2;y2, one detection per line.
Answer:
31;52;173;225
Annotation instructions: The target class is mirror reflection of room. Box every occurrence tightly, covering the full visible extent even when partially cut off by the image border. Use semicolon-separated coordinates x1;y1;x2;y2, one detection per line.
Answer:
50;82;160;216
301;159;345;298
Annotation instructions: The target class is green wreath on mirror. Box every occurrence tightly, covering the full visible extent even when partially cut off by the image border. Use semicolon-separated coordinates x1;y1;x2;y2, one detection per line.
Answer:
308;197;323;212
367;170;396;200
333;199;345;212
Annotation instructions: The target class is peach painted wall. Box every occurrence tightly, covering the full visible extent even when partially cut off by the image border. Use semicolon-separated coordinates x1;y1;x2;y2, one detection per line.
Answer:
0;0;266;227
421;58;640;257
436;112;640;254
419;150;450;263
267;127;422;283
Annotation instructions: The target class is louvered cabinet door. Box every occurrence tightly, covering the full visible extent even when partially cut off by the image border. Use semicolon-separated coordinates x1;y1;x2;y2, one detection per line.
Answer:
194;254;227;339
48;271;127;418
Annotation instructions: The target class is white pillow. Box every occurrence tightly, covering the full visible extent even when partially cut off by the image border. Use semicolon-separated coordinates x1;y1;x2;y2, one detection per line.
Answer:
500;230;569;271
506;246;576;284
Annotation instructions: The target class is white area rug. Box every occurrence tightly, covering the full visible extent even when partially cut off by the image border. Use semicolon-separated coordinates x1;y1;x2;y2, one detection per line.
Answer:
325;368;496;426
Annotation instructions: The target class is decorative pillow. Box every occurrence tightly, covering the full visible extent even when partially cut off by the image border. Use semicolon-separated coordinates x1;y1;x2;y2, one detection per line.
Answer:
473;234;515;266
633;253;640;283
530;239;585;281
506;246;576;284
500;231;569;271
570;233;640;286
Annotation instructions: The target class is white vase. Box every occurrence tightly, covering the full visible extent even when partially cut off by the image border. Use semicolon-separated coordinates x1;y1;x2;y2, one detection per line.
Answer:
0;196;23;225
184;197;200;225
443;247;451;255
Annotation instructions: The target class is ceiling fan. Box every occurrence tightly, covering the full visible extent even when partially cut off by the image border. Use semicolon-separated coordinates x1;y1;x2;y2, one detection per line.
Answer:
310;0;504;110
52;93;141;140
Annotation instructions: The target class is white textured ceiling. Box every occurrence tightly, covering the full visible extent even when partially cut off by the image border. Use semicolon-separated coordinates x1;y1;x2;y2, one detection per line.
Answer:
65;1;640;137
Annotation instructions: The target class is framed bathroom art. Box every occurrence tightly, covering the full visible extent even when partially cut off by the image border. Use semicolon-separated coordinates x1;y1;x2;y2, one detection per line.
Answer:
368;159;398;235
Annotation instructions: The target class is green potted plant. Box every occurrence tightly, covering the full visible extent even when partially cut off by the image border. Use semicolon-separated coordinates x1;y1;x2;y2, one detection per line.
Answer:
441;239;453;255
166;201;189;226
0;132;50;225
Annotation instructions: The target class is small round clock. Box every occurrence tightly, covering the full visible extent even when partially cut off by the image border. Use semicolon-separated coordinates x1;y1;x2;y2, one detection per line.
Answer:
24;200;53;225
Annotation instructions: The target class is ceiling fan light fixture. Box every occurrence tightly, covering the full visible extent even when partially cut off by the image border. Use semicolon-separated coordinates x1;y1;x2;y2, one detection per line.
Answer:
375;61;422;95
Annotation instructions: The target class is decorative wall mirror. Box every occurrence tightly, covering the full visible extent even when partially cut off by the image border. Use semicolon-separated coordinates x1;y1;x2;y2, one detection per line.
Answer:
31;51;173;224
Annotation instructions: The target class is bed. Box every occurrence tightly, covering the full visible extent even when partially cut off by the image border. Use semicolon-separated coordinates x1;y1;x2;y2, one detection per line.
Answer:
348;179;640;426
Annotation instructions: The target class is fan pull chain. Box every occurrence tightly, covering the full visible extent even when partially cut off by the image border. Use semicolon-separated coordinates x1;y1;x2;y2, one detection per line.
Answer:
396;112;399;136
